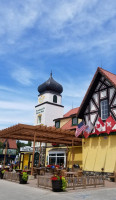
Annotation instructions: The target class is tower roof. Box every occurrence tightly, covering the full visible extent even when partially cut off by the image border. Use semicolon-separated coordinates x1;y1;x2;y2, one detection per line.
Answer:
38;72;63;94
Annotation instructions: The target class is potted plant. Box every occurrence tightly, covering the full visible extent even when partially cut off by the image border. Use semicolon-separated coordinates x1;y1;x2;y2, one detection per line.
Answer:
51;175;67;192
0;169;5;179
19;171;28;184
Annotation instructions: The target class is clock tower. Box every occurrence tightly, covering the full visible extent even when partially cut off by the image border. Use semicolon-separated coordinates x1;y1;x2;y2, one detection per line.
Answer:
35;72;64;126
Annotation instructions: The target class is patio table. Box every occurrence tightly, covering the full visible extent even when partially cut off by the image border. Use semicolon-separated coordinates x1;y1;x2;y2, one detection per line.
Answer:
33;167;46;175
64;171;77;177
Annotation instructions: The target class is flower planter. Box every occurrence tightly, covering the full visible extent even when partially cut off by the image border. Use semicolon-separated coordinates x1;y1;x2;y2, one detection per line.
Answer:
19;174;28;184
52;180;62;192
0;172;4;179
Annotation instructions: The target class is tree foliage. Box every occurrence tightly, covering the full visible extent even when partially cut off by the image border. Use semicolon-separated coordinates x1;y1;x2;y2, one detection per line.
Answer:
0;141;3;148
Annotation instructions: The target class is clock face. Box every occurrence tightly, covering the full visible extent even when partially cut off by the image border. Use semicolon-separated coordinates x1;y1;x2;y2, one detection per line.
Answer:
38;95;45;103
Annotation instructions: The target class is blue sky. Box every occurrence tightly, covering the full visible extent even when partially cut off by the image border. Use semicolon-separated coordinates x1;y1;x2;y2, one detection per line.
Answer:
0;0;116;130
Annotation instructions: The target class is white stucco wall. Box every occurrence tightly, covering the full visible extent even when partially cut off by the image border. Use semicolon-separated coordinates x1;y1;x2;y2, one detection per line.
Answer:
38;93;62;105
35;103;64;126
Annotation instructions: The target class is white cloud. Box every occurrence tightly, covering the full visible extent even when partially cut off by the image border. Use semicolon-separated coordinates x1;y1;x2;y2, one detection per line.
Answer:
0;0;42;42
0;0;116;56
0;85;17;93
0;100;35;111
11;67;34;85
0;109;34;130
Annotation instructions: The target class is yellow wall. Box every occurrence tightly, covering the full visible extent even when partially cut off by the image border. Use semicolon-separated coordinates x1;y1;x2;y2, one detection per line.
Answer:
60;118;70;127
23;154;29;170
60;117;82;128
83;135;116;173
46;146;82;168
67;146;82;168
20;152;32;170
78;118;82;123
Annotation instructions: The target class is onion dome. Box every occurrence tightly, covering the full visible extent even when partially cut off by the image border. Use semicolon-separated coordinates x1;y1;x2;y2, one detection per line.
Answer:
38;72;63;94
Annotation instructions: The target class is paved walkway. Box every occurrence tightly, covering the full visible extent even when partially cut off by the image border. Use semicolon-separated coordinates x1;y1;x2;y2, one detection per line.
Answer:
0;180;116;200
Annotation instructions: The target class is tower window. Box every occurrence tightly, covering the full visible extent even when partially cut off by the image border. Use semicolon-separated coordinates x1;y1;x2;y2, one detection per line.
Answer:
53;95;57;103
100;99;109;120
37;115;42;124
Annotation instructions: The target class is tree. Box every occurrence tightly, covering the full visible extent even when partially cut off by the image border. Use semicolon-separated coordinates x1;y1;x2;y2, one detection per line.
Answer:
0;141;3;148
16;141;26;154
27;141;32;147
16;140;32;154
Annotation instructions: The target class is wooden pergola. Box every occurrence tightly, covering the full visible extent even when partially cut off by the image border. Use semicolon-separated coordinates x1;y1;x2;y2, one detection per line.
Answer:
0;124;81;175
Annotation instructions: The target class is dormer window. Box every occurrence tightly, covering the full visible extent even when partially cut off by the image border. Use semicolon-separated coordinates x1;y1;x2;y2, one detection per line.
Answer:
53;95;57;103
72;117;78;126
100;99;109;120
55;121;60;128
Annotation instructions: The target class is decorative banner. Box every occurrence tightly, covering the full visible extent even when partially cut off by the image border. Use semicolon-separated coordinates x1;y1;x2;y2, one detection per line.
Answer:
95;117;105;135
106;115;116;134
83;120;94;138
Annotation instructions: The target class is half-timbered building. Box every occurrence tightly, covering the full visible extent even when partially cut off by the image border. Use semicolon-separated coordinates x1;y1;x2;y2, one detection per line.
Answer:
77;67;116;174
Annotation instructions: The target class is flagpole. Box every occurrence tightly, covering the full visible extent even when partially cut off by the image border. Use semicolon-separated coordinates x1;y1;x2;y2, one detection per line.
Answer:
72;139;74;171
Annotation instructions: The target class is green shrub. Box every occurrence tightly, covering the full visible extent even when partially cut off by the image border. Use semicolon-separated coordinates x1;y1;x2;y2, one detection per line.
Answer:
22;172;28;181
61;176;67;191
1;170;5;174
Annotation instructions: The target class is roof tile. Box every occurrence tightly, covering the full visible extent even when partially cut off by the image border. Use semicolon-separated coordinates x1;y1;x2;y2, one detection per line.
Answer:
0;139;17;149
63;107;79;117
99;67;116;86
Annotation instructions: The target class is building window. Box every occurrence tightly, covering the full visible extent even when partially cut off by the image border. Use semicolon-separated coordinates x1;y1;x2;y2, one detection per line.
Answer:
53;95;57;103
72;117;78;126
100;99;109;120
48;152;66;167
55;121;60;128
38;115;41;124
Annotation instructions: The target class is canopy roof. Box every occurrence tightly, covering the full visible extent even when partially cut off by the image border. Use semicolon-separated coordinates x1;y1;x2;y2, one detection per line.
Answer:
0;124;81;145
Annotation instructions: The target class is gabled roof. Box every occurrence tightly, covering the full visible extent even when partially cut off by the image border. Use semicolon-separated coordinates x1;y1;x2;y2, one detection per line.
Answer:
100;68;116;86
0;139;17;149
77;67;116;118
63;107;79;118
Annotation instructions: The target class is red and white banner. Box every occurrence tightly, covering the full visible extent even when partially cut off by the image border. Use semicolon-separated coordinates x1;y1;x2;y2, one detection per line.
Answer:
106;116;116;134
95;117;105;135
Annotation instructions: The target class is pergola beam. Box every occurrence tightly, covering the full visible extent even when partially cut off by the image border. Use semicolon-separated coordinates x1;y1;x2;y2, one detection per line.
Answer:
1;134;79;145
0;123;78;138
0;124;81;144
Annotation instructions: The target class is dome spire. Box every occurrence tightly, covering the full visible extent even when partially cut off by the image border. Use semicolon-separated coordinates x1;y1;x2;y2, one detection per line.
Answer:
38;72;63;94
50;70;52;78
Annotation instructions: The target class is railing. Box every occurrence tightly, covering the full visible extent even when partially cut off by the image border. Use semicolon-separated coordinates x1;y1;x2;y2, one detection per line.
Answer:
3;171;19;182
37;176;52;189
66;176;104;190
37;175;104;190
